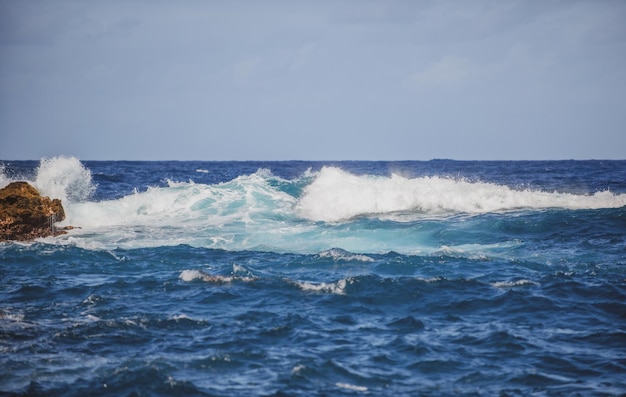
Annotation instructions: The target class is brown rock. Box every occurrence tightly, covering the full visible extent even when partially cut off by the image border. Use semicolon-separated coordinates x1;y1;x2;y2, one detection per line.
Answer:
0;182;67;241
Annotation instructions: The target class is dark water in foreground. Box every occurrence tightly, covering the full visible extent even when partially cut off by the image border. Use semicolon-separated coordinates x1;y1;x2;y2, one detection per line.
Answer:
1;158;626;396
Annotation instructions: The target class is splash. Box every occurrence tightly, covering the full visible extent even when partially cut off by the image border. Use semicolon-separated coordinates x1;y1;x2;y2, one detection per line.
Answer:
296;167;626;222
32;156;95;203
0;156;95;202
0;164;10;189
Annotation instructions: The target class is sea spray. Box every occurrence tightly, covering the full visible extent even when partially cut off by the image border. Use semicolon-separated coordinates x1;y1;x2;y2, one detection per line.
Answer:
33;156;95;203
0;164;9;189
0;156;95;202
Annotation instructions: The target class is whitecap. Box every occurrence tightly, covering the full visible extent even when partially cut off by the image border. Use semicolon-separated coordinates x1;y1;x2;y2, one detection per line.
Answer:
296;166;626;222
179;269;204;282
415;276;446;283
491;279;539;288
179;269;256;283
57;168;301;251
179;270;231;283
293;278;351;295
336;382;368;392
317;248;374;262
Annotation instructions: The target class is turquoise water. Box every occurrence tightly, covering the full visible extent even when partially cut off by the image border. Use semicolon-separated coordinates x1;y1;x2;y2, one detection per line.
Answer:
1;157;626;396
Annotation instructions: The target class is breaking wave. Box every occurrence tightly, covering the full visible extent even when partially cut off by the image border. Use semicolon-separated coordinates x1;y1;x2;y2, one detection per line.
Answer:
296;166;626;222
3;159;625;253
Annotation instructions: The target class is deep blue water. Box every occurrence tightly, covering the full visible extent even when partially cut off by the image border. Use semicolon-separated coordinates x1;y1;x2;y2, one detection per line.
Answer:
1;158;626;396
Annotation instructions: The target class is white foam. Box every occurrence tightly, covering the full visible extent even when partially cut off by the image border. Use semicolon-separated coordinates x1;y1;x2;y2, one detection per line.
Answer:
83;314;102;322
62;169;295;227
294;278;351;295
56;169;309;250
296;166;626;222
179;270;232;283
232;263;247;273
179;269;257;283
435;241;523;260
169;314;205;323
336;382;368;392
415;276;446;283
491;279;539;288
317;248;374;262
179;270;201;282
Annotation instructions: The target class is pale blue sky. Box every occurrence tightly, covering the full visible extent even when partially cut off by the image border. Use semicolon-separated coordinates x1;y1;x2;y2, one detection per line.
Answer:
1;1;625;160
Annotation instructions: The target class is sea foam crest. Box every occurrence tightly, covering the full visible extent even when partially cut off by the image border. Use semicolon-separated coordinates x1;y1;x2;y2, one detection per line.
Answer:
336;383;368;392
316;248;374;262
297;166;626;222
180;270;235;283
63;169;296;228
491;279;539;288
56;168;323;251
180;270;209;282
294;278;351;295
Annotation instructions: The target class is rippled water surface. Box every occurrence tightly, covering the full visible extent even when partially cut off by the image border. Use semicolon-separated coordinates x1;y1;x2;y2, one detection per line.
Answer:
1;158;626;396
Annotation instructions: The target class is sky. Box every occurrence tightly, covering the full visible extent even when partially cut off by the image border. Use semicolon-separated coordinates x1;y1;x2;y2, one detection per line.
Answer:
1;1;625;161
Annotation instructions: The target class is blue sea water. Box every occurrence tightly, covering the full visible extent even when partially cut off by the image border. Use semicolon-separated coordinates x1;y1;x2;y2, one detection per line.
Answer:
1;157;626;396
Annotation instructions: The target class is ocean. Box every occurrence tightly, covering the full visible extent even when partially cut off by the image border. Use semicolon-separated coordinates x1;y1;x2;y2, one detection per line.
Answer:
1;156;625;396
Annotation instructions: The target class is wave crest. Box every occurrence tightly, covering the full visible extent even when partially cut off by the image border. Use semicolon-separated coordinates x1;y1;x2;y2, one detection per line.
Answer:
296;167;626;222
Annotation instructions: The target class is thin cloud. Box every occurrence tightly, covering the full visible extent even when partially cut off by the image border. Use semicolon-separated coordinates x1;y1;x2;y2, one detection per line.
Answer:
409;56;474;87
